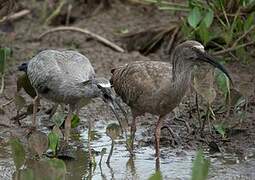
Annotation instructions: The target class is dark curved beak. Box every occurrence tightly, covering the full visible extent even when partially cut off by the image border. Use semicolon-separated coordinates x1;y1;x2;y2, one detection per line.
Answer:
101;88;128;133
196;50;233;84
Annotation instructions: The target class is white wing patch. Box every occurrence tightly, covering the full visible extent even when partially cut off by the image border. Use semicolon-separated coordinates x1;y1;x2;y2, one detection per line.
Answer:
98;82;111;88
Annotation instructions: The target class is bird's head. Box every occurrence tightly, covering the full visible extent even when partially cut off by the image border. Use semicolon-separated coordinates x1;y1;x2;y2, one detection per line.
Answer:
18;62;28;73
83;77;126;125
172;40;232;82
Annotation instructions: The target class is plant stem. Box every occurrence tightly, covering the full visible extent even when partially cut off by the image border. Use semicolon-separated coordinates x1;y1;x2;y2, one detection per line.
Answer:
213;40;255;55
0;74;5;94
233;25;255;47
44;0;66;25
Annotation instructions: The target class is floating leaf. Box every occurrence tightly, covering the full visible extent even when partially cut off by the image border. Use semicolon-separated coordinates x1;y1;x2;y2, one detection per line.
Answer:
48;131;59;156
149;171;163;180
14;94;26;111
28;131;49;157
9;138;26;170
71;114;80;128
106;123;121;140
192;149;210;180
51;112;65;127
188;7;202;28
203;9;214;28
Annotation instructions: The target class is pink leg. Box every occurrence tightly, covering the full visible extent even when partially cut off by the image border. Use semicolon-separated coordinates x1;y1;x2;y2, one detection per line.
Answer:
155;116;163;162
64;105;74;142
130;115;137;156
32;95;39;128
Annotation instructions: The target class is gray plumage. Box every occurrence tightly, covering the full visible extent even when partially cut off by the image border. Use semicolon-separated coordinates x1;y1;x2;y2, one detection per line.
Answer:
110;40;231;165
26;50;121;146
27;50;101;106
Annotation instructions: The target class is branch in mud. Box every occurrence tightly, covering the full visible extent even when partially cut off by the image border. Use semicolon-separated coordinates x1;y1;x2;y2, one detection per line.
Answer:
212;40;255;56
0;9;30;24
38;26;125;53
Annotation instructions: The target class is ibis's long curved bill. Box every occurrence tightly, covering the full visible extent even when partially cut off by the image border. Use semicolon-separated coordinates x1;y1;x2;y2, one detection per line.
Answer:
196;50;232;83
101;88;128;133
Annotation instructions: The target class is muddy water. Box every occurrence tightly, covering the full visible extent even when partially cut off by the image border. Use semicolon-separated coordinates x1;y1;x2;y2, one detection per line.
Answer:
0;121;255;180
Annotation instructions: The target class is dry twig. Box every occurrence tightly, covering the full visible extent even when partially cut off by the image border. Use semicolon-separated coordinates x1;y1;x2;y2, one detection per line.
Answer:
38;26;125;53
0;9;30;23
213;40;255;56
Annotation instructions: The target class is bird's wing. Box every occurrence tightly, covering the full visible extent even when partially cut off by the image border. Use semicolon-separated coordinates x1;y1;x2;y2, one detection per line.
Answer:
110;61;172;107
27;50;95;94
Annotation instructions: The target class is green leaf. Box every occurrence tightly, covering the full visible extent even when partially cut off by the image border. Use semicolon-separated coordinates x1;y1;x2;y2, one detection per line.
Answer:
214;123;226;138
0;48;11;74
192;149;210;180
71;114;80;128
215;69;230;101
9;138;26;170
244;12;255;31
51;112;65;127
198;21;210;45
203;9;214;28
149;171;163;180
188;7;202;28
48;131;59;156
14;94;26;111
106;123;121;140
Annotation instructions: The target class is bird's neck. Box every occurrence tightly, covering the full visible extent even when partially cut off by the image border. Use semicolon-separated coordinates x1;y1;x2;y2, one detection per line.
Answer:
171;55;193;87
81;83;101;98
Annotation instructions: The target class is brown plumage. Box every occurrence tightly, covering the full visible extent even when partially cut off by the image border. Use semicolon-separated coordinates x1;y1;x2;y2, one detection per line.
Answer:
110;40;231;168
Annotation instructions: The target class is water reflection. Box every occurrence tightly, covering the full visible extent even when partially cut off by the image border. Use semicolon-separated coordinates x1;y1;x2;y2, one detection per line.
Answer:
2;120;255;180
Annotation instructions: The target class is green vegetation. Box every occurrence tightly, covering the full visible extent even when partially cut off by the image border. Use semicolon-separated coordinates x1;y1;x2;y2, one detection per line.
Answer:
192;149;210;180
0;47;11;94
142;0;255;62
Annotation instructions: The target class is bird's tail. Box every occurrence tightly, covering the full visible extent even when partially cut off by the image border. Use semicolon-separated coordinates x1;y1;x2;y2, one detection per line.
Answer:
18;62;28;72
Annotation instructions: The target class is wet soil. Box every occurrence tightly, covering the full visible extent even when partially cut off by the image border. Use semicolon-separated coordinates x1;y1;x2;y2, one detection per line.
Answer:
0;0;255;179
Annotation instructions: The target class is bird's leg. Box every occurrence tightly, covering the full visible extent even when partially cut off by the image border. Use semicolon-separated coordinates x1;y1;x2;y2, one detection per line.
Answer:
129;115;137;156
32;95;39;129
155;116;163;163
64;105;74;142
88;118;93;166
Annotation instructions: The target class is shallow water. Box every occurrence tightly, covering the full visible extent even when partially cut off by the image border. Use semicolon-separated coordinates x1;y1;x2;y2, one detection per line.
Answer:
1;120;255;180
